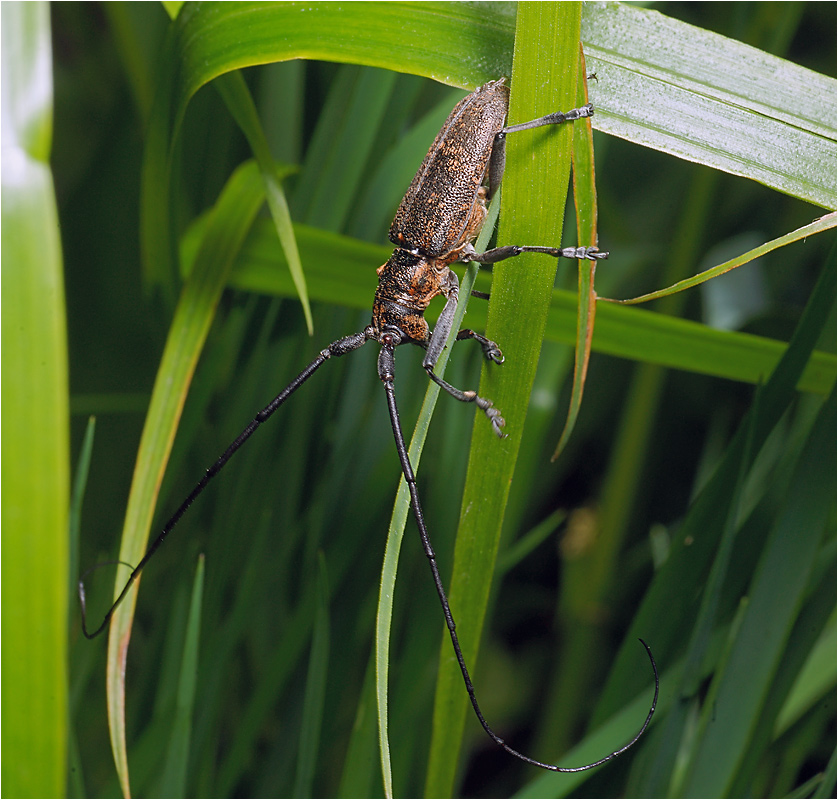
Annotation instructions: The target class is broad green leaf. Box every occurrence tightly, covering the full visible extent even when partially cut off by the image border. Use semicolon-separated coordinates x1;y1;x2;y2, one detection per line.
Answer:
1;4;69;797
582;2;836;208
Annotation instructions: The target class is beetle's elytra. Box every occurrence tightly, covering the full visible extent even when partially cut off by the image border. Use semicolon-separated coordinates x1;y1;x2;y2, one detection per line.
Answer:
81;76;657;776
389;80;509;258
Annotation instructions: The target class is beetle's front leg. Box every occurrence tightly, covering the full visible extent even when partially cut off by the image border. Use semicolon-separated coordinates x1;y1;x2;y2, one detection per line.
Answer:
487;103;594;199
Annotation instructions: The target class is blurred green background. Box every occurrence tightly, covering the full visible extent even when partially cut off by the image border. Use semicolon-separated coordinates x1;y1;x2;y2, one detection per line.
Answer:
14;1;835;797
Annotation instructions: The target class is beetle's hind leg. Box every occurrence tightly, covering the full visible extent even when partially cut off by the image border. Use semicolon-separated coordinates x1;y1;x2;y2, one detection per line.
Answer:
424;366;506;438
421;273;506;437
423;327;506;437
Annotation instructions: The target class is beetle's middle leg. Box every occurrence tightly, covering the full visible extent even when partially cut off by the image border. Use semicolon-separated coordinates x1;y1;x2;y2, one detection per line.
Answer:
455;329;504;364
464;243;609;264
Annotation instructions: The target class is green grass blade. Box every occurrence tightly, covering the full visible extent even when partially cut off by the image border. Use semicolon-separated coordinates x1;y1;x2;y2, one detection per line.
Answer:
552;53;602;460
603;212;837;304
105;161;266;796
425;5;584;794
515;653;674;799
681;389;836;796
214;71;313;333
347;88;466;239
635;392;761;795
586;297;835;394
218;218;836;394
591;259;835;754
214;583;319;797
163;3;518;100
69;417;96;625
294;553;330;797
292;66;397;230
158;554;205;797
1;3;69;796
338;658;381;797
813;749;837;799
774;611;837;737
496;510;567;578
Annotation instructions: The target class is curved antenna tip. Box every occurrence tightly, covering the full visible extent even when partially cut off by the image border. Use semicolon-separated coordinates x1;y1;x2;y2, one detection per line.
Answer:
78;559;138;640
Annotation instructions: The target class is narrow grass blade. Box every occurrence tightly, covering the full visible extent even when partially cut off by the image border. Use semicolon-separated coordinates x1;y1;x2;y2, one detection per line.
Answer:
774;612;837;737
292;65;397;230
338;658;381;797
1;4;69;795
516;654;674;799
347;88;467;239
552;52;601;461
69;418;97;623
681;389;836;797
602;212;837;305
214;71;313;333
294;553;330;797
594;259;835;734
813;749;837;799
636;387;762;795
496;509;567;578
158;554;205;797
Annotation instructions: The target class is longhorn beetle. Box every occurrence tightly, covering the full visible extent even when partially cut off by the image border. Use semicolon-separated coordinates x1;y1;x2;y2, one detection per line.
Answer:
81;78;658;773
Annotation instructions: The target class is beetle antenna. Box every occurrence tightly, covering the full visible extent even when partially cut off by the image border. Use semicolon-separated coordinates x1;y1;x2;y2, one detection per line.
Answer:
79;333;369;639
380;337;658;771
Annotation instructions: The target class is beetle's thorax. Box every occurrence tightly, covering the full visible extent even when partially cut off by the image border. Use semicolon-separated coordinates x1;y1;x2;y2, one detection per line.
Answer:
372;249;454;345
